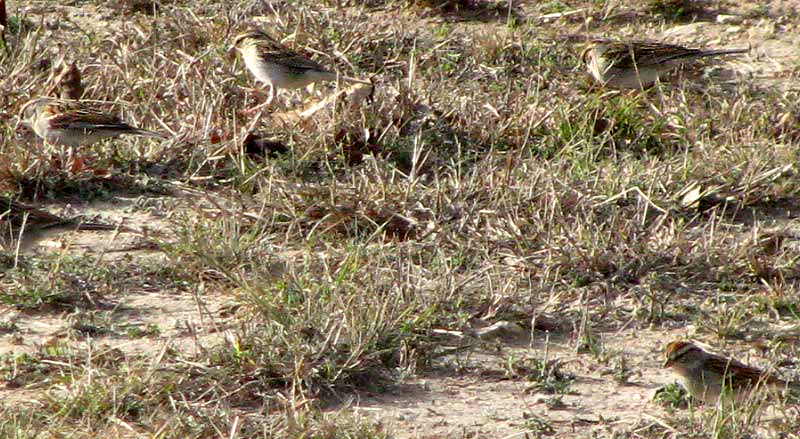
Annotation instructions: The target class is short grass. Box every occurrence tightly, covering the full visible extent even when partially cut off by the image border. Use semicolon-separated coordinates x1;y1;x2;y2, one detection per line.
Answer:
2;0;800;437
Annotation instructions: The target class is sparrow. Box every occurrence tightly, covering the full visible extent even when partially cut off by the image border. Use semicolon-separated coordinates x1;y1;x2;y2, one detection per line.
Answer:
20;97;166;146
664;340;798;406
231;29;371;105
1;197;122;231
581;40;748;89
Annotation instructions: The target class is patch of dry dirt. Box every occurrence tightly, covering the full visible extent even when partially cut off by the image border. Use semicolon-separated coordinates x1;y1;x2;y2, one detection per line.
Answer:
337;330;685;438
0;196;233;403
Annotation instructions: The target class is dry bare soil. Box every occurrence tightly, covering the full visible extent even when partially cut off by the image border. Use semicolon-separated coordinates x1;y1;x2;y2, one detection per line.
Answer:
2;0;800;438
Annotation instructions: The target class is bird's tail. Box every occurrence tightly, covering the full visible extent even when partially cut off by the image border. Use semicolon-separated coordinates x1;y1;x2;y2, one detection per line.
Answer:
131;128;168;139
696;47;750;58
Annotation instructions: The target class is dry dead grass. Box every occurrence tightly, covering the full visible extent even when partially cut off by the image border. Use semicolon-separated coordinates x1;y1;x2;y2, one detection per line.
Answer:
2;0;800;438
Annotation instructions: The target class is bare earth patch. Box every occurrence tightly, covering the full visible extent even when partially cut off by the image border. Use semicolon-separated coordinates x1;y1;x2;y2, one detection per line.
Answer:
341;330;682;438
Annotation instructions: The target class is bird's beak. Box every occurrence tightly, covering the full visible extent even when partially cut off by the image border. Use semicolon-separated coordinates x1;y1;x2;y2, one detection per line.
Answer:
663;357;673;368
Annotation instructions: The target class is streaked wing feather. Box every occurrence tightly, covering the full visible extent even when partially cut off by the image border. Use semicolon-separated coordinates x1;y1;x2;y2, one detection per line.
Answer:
607;43;701;68
254;39;330;72
47;109;129;131
279;54;330;72
705;356;774;388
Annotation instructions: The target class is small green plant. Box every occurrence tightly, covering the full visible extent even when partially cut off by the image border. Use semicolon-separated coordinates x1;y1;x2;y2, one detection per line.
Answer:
654;382;691;410
695;301;749;339
0;319;17;334
521;412;556;435
612;354;635;385
68;311;113;337
126;323;161;338
645;0;702;20
506;355;575;395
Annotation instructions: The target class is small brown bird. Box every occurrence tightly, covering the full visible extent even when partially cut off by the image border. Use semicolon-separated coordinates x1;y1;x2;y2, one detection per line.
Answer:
1;198;125;235
231;29;371;104
581;40;748;89
20;97;166;146
664;340;798;406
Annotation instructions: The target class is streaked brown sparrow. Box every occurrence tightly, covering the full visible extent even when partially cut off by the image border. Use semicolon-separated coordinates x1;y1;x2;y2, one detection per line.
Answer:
664;340;797;406
20;97;166;146
581;40;748;89
1;197;127;247
231;29;370;105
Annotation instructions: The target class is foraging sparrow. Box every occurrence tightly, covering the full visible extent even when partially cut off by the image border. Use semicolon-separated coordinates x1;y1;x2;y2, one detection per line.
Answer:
2;197;73;230
581;40;748;89
664;340;797;405
1;197;128;239
20;97;166;146
231;30;371;104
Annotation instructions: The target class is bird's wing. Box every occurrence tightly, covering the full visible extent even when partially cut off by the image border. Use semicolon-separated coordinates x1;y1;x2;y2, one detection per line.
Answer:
46;107;131;131
607;42;701;68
